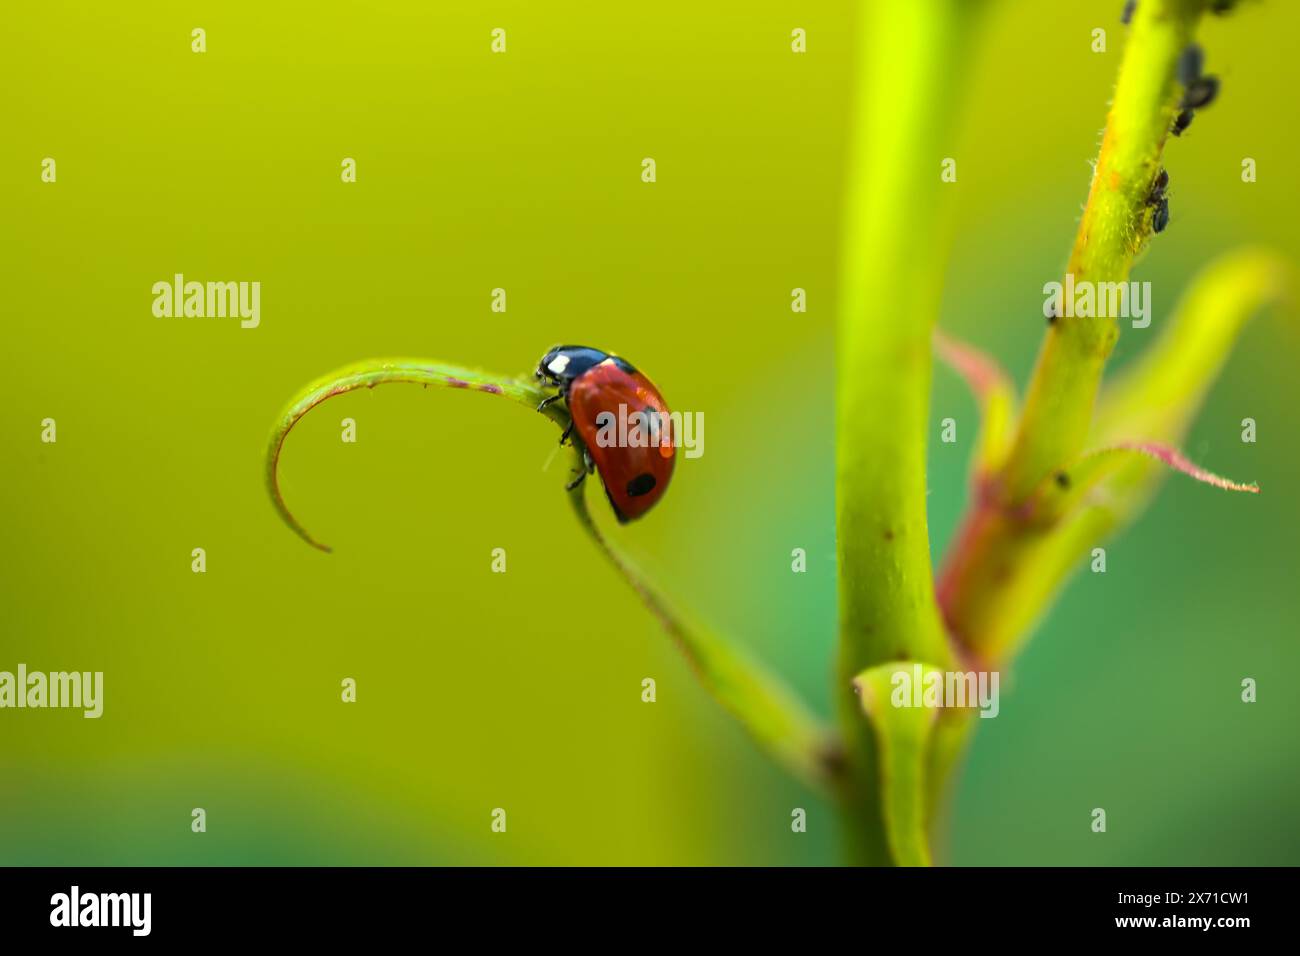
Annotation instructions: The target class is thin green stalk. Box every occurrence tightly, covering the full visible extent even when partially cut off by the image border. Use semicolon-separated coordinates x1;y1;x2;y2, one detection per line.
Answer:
1001;0;1207;501
936;0;1280;666
265;359;567;552
939;249;1287;663
568;483;838;791
265;357;836;792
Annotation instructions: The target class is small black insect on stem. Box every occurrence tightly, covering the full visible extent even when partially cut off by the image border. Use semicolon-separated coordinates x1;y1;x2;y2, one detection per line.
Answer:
1148;167;1171;234
1171;43;1220;138
1184;76;1220;110
1122;4;1236;32
1178;43;1203;87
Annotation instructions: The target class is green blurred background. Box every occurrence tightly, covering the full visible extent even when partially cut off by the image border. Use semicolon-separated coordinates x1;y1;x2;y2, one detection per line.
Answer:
2;1;1296;865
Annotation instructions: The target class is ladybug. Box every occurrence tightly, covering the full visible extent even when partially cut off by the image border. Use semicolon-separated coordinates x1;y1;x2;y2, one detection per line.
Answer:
535;345;675;522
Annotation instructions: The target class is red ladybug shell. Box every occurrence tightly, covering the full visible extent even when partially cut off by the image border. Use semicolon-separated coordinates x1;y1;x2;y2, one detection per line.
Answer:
567;360;675;522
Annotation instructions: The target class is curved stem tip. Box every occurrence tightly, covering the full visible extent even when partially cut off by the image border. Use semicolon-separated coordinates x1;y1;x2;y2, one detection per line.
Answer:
265;358;567;552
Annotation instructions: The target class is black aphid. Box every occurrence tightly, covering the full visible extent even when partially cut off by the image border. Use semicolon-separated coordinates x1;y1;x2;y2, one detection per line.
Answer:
1183;75;1220;110
1171;43;1219;137
1149;168;1169;201
1148;168;1171;234
1178;44;1204;88
1153;200;1170;233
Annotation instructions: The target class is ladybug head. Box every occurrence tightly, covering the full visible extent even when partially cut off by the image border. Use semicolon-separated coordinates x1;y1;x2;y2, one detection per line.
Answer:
536;345;614;393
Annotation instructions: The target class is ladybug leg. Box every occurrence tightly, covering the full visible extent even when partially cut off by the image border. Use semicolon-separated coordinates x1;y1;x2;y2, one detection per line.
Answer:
564;449;595;491
537;392;563;413
559;419;575;446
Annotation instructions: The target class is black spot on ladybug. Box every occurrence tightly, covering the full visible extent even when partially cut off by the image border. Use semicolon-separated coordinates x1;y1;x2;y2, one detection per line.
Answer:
626;473;657;497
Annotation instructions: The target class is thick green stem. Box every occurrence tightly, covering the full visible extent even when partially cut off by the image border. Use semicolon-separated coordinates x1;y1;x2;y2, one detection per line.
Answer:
836;0;983;864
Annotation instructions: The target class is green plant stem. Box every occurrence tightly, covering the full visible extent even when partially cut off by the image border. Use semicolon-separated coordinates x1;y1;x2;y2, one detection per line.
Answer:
266;358;567;552
852;662;953;867
939;249;1287;662
836;0;983;865
1001;0;1206;501
568;481;838;792
266;357;836;793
